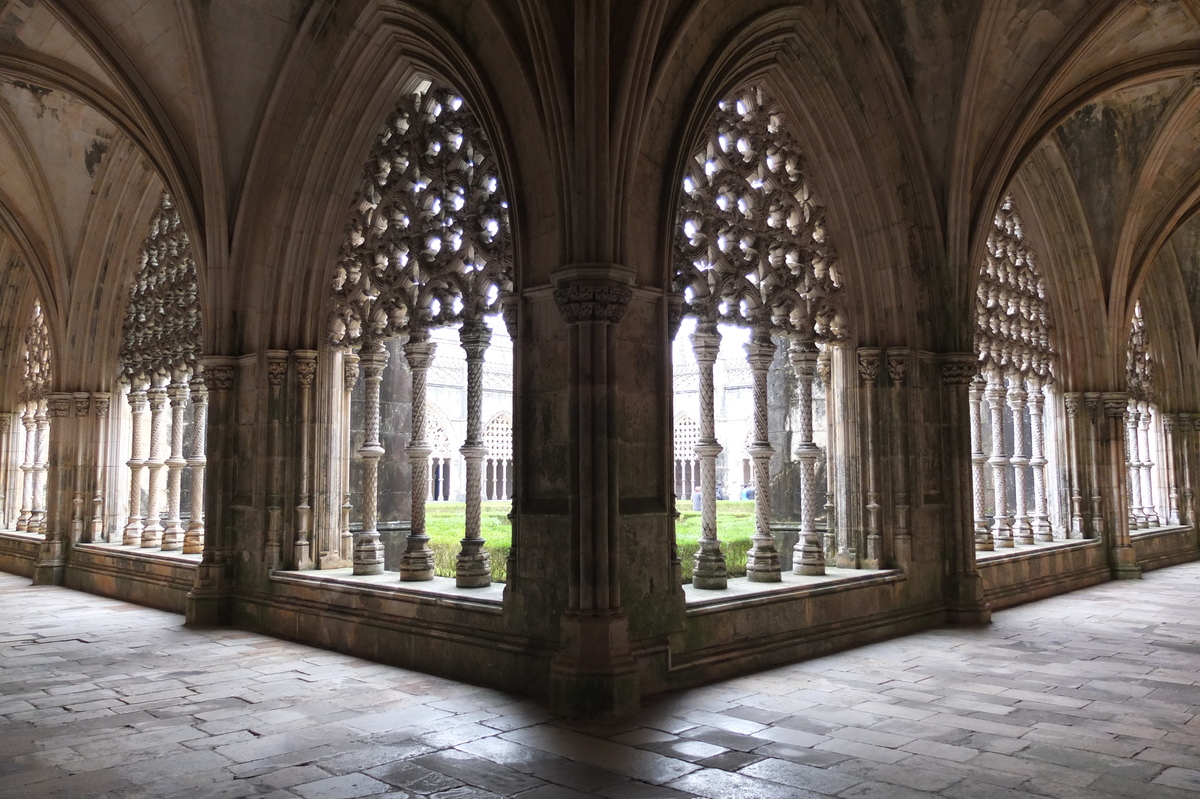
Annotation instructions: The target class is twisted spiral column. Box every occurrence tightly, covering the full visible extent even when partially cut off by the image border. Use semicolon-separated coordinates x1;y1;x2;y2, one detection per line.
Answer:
123;381;149;545
141;378;169;547
791;342;825;575
400;334;437;581
16;402;35;532
1138;402;1158;526
183;375;207;554
1007;372;1032;545
353;344;388;575
30;399;49;536
160;374;190;551
690;322;726;589
985;367;1012;547
969;377;991;550
457;321;492;587
1027;376;1052;542
744;329;780;582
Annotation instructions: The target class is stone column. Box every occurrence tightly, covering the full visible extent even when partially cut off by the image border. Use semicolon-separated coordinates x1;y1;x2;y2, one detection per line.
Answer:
1085;393;1104;538
457;320;492;588
985;367;1012;547
400;333;436;580
16;401;35;532
90;394;110;543
33;395;72;583
744;329;780;582
186;358;234;626
1007;371;1032;545
160;373;190;551
791;343;824;575
1184;415;1197;527
1163;414;1181;526
31;398;50;535
340;354;359;562
295;351;318;569
969;376;991;549
859;347;882;568
818;349;837;562
353;344;387;575
1102;393;1141;578
1027;376;1052;542
141;377;169;547
690;322;727;588
887;349;911;566
1138;402;1158;527
123;380;149;545
0;413;9;528
940;355;991;624
183;374;207;554
71;394;91;544
547;265;640;718
265;351;288;567
1064;393;1086;539
1126;400;1146;530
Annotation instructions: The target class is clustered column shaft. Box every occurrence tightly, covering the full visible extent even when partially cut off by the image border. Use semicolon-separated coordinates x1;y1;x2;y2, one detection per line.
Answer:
969;377;991;549
1126;400;1145;529
457;321;492;587
31;399;48;535
1008;373;1031;546
689;322;726;589
860;348;882;568
16;401;35;532
1027;377;1052;542
141;378;169;547
294;353;317;569
1138;403;1158;526
985;368;1012;547
339;354;359;562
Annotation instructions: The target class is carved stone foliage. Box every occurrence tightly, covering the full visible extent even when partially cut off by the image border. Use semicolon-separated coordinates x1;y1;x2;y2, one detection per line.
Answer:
330;81;513;349
1127;300;1153;402
674;86;842;342
19;299;51;403
119;193;202;382
975;196;1053;378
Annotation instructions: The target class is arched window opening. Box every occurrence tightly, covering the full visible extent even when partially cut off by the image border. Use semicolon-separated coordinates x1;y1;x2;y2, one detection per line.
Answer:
1126;300;1166;530
330;79;514;589
115;192;206;555
427;410;454;502
673;86;844;589
482;413;513;501
971;196;1059;551
9;299;51;536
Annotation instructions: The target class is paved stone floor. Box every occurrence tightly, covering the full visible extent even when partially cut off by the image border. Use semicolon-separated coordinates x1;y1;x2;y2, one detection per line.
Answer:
3;566;1200;799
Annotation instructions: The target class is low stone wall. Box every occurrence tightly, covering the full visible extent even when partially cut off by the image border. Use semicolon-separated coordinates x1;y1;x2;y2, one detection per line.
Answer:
64;545;199;614
0;531;40;577
1132;525;1199;572
978;540;1109;611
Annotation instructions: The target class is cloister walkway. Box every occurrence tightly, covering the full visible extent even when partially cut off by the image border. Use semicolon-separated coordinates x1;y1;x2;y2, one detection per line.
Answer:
2;566;1199;799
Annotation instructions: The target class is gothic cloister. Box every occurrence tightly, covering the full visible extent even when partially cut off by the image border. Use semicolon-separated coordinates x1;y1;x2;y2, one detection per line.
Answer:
2;0;1200;733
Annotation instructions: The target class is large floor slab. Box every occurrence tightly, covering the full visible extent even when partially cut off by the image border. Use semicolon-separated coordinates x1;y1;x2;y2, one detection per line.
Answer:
2;564;1199;798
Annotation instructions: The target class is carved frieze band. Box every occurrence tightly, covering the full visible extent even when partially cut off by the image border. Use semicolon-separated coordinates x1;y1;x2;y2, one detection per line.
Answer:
553;283;633;325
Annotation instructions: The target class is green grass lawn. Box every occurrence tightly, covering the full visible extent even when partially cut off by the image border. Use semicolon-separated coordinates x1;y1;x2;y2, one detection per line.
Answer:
424;500;757;583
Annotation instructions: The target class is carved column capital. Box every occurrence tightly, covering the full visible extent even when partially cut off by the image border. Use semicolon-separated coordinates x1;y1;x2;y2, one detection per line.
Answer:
73;392;91;418
886;348;908;385
266;350;289;388
1084;392;1102;422
939;354;979;386
342;351;360;389
0;414;9;434
92;393;111;418
690;321;722;365
550;264;635;325
295;350;318;388
1103;392;1131;418
201;357;236;391
47;393;72;419
1064;392;1083;417
857;347;881;384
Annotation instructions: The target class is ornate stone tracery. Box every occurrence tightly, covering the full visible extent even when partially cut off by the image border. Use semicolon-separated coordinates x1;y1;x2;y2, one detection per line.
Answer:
971;196;1057;550
674;86;843;585
330;79;514;584
118;192;205;550
1126;300;1160;528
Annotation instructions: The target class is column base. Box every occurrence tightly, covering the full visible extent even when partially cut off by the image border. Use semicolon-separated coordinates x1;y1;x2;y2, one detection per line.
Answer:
399;534;435;581
456;541;492;588
835;547;856;569
692;541;727;589
141;525;163;548
745;538;780;582
353;531;384;576
1109;545;1142;579
295;540;314;571
548;611;640;720
945;572;991;625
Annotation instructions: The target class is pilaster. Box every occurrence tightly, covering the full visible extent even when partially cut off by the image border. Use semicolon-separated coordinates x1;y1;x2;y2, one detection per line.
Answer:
1101;393;1141;579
